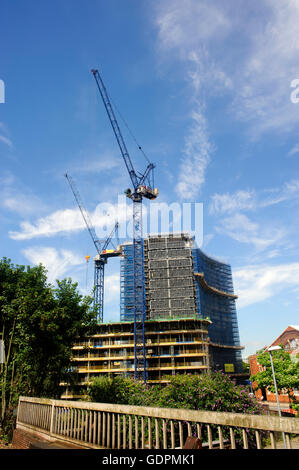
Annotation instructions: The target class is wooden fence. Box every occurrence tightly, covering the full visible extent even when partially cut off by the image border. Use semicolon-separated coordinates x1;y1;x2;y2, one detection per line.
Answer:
17;396;299;449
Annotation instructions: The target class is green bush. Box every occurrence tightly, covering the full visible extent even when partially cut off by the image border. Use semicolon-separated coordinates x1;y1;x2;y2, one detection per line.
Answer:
88;372;263;414
87;372;265;448
158;372;263;414
87;375;158;407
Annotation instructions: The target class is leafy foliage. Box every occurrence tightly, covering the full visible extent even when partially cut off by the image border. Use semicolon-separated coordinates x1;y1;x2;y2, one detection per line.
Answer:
157;373;263;414
88;372;262;413
250;347;299;407
87;375;158;406
0;257;97;439
88;372;265;448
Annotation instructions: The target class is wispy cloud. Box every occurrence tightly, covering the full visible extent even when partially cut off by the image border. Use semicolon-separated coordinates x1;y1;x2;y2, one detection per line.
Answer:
154;1;222;200
216;212;287;252
9;208;85;240
0;135;13;148
0;122;13;148
234;262;299;308
69;150;120;175
0;171;47;216
153;0;299;199
210;190;257;215
9;198;132;241
176;106;213;200
154;0;299;141
22;246;84;284
227;0;299;137
210;179;299;215
155;0;231;54
287;144;299;157
209;179;299;257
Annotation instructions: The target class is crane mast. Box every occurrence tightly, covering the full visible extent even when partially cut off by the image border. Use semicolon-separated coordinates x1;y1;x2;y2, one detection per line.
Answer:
93;221;119;323
65;173;119;323
91;69;158;382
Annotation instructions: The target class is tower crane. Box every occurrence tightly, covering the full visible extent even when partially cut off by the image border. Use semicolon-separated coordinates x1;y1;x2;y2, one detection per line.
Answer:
91;68;158;383
65;173;120;323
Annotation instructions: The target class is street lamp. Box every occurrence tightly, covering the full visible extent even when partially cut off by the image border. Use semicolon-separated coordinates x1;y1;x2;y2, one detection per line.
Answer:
268;345;287;448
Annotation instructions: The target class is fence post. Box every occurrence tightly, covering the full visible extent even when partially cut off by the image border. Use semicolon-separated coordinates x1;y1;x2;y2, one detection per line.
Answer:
16;397;22;426
49;401;55;435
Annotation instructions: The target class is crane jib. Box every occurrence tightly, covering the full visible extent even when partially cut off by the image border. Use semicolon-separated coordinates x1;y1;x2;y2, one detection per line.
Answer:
91;68;158;383
65;172;119;323
92;69;139;191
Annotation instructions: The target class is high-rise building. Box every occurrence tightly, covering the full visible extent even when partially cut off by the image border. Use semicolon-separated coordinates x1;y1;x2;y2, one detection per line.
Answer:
120;233;244;377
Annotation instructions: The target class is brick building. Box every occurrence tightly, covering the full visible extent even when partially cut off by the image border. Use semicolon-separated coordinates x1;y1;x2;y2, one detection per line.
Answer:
248;325;299;410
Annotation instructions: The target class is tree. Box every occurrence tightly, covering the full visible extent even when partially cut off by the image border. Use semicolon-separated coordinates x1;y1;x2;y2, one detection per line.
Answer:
0;257;97;439
250;347;299;408
242;360;250;374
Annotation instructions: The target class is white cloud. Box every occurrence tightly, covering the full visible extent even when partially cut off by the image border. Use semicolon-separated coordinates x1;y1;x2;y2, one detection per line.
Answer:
209;180;299;256
0;122;13;148
104;273;120;305
202;233;214;249
210;179;299;214
154;2;219;200
176;106;213;200
2;195;46;216
0;171;15;188
70;151;120;175
261;180;299;207
22;246;84;284
154;0;299;139
0;134;13;148
155;0;231;54
0;171;47;216
234;262;299;308
9;198;132;241
216;212;286;251
210;190;257;215
229;0;299;136
9;208;85;240
287;144;299;157
186;49;233;95
153;0;299;199
266;249;280;259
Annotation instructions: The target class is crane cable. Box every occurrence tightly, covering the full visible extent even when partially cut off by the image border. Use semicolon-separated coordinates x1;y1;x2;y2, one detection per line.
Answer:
109;95;151;165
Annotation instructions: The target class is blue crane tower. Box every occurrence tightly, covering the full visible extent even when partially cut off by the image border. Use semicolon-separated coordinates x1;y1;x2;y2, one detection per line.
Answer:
65;173;120;323
91;69;158;383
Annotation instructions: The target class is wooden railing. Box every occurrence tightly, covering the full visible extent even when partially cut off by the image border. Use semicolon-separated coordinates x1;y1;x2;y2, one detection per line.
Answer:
17;396;299;449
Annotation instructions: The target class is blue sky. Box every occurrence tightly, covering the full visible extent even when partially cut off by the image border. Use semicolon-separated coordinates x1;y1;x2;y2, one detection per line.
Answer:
1;0;299;358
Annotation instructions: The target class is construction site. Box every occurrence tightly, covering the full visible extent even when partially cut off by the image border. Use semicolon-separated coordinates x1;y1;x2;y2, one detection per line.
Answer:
61;69;245;399
61;233;245;399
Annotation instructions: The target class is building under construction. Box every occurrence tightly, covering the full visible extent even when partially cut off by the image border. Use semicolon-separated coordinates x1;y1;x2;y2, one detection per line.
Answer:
61;232;244;399
121;233;243;375
61;316;210;399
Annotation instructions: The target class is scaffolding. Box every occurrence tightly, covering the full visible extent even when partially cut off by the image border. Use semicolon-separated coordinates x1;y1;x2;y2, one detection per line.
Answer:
61;317;211;397
120;233;244;377
145;234;198;320
120;243;135;322
192;247;243;373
